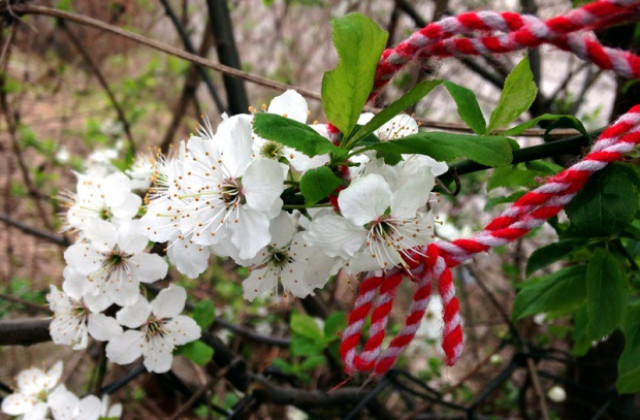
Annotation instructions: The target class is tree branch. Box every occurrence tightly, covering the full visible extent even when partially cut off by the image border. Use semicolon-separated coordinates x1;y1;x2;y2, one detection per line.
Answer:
0;318;52;346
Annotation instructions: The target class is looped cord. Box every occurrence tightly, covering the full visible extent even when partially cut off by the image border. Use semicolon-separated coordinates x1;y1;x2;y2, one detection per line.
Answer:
339;0;640;377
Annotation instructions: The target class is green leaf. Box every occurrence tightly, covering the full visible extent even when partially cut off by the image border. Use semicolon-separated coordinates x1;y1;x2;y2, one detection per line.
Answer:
500;113;588;138
192;299;216;330
586;248;627;339
252;114;344;157
348;79;442;146
290;313;324;341
513;266;587;321
571;305;592;356
486;56;538;133
322;13;388;136
299;166;343;206
290;335;325;357
176;340;214;366
566;163;640;237
618;301;640;393
301;355;326;370
365;132;513;166
323;311;347;342
526;239;585;276
443;80;486;134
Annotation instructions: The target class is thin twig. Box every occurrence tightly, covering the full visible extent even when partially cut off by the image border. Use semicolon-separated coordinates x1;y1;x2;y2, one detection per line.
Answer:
0;213;68;246
6;4;579;138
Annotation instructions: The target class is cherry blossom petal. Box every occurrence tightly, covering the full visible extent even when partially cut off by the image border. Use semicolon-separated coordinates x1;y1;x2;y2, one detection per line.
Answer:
77;395;102;420
242;159;285;211
166;237;211;279
1;392;38;415
150;285;186;320
164;316;201;346
243;267;278;301
338;174;391;226
88;313;123;342
304;215;366;259
267;90;308;123
116;298;151;328
390;168;434;219
232;208;272;260
106;330;144;365
128;253;168;283
142;338;174;373
64;243;102;275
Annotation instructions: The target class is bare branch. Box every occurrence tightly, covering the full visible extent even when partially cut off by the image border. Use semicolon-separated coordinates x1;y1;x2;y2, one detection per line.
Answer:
0;212;68;246
0;318;52;346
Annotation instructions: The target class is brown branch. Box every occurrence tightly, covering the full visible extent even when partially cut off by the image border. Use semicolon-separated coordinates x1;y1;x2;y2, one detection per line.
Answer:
59;20;136;154
0;212;68;246
0;318;52;346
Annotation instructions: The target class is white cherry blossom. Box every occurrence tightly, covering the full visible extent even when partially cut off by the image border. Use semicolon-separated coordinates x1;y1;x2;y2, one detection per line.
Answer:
305;170;435;273
47;282;122;350
241;212;339;301
106;285;201;373
48;387;102;420
1;361;63;419
62;172;141;235
252;90;330;172
64;221;167;308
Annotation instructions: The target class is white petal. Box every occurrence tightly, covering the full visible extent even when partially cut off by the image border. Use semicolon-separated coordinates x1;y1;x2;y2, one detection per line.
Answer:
46;361;64;388
267;90;308;123
216;115;253;177
64;243;102;275
47;285;73;314
111;193;142;221
83;219;118;253
357;112;374;125
231;209;271;260
338;174;391;225
106;330;144;365
281;261;316;298
167;237;211;279
77;395;102;420
375;113;419;140
88;313;123;341
164;316;201;345
61;267;87;301
304;215;366;259
128;253;168;283
109;278;142;308
151;285;186;319
268;212;295;248
390;167;434;219
1;393;38;415
242;159;285;211
48;387;78;420
142;337;174;373
23;402;50;420
243;267;278;301
116;298;151;328
116;222;148;255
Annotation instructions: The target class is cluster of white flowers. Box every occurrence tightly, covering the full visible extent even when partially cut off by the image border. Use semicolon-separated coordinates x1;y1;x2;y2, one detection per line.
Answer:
50;153;200;375
46;90;445;405
140;90;446;300
1;361;122;420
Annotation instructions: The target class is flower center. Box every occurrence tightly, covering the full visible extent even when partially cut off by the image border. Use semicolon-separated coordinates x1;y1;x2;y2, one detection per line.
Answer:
267;245;293;267
260;141;283;159
220;178;245;205
146;317;166;339
99;207;113;221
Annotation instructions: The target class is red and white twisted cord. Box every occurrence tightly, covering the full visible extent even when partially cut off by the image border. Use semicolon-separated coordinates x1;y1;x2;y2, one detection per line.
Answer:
338;0;640;377
370;0;640;99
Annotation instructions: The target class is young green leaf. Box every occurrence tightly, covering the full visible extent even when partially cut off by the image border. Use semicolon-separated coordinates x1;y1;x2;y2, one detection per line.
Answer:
443;80;486;134
290;312;324;341
363;132;513;166
253;113;344;157
176;341;214;366
323;311;347;342
299;166;343;206
525;238;585;276
486;56;538;133
586;248;627;339
617;302;640;393
512;266;587;321
348;79;442;146
192;299;216;330
322;13;388;136
566;163;640;237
